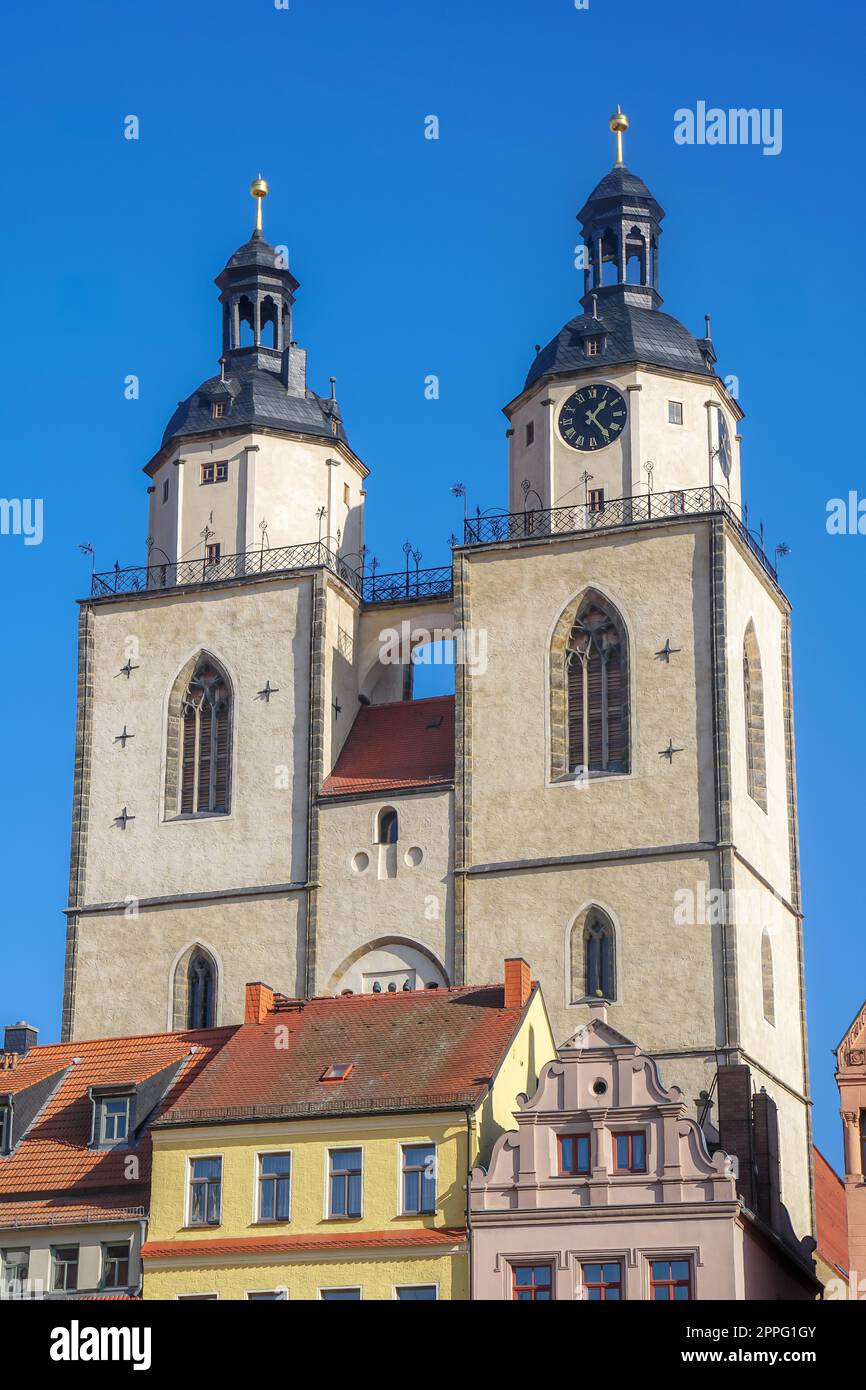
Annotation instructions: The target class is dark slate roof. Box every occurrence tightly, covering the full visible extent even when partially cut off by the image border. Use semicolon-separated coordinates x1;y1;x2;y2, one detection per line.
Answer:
524;295;712;391
578;164;663;220
161;364;347;448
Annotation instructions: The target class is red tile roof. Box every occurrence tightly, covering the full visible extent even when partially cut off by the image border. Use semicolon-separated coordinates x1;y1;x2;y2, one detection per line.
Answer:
157;984;534;1126
814;1146;849;1278
143;1227;466;1261
0;1027;235;1221
320;696;454;797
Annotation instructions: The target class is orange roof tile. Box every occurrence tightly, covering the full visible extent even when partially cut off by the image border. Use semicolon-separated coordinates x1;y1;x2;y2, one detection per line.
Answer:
814;1146;849;1277
320;696;454;797
0;1027;236;1208
143;1227;466;1261
157;984;532;1126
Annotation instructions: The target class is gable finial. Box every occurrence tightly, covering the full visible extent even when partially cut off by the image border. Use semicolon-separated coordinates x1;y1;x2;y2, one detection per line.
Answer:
250;174;269;234
609;105;629;166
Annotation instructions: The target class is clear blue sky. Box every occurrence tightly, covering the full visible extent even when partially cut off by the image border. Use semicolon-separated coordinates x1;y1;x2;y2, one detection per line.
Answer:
0;0;862;1171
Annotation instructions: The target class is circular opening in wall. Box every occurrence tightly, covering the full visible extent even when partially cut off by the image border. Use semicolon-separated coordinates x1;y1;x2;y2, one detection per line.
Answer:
592;1079;608;1096
350;851;369;874
404;846;424;868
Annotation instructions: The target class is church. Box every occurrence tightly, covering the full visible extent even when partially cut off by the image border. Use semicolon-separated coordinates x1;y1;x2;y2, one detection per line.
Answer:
60;112;813;1242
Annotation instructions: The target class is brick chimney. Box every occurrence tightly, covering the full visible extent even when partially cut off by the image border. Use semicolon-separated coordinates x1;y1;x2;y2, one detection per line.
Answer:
3;1022;37;1057
716;1063;756;1212
752;1087;782;1233
504;958;532;1011
244;982;275;1025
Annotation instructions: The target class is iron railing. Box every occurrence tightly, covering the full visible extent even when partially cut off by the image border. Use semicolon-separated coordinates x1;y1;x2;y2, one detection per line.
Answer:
462;485;778;581
91;541;454;605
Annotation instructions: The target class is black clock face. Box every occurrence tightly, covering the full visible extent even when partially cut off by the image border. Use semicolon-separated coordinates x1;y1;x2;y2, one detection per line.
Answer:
717;411;732;477
559;384;627;451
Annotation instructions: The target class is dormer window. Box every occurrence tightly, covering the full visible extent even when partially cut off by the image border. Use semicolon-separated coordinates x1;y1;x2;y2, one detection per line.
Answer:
94;1094;131;1147
212;401;226;420
585;336;603;357
0;1105;9;1155
320;1062;353;1083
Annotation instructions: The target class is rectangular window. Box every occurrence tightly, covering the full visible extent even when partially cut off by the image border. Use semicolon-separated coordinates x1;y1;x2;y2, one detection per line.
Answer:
162;478;170;503
52;1246;79;1293
525;419;535;446
401;1143;436;1214
613;1131;647;1173
0;1107;8;1154
97;1096;130;1145
511;1264;553;1301
581;1261;622;1300
343;481;350;506
212;401;226;420
189;1157;222;1226
248;1290;287;1300
667;400;683;425
396;1285;437;1300
2;1248;29;1296
650;1258;691;1300
102;1242;131;1289
205;542;221;567
321;1287;362;1300
201;460;228;484
177;1293;218;1300
320;1062;353;1083
258;1152;292;1223
588;488;605;513
670;490;686;514
585;337;601;357
558;1133;591;1176
329;1148;362;1218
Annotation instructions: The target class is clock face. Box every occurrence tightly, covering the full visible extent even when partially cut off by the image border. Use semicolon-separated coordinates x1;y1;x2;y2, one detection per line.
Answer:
717;411;732;477
559;384;627;451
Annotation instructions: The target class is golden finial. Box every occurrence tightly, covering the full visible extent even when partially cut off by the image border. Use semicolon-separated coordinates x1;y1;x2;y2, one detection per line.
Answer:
609;105;629;166
250;174;269;233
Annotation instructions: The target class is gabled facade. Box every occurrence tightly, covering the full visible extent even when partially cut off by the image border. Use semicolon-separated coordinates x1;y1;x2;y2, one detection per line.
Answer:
141;962;555;1299
834;997;866;1292
0;1024;234;1299
470;1002;817;1300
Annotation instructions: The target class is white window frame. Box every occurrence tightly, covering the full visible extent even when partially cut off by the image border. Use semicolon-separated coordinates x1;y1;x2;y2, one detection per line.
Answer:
186;1153;224;1228
254;1149;293;1225
246;1287;289;1300
325;1146;364;1220
398;1141;437;1216
176;1291;219;1300
393;1282;439;1301
318;1285;363;1301
0;1107;9;1153
667;400;683;425
2;1247;29;1295
101;1239;132;1290
97;1095;131;1145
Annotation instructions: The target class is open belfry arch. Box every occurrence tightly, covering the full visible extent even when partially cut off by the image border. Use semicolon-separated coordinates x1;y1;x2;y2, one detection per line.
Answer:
63;116;812;1244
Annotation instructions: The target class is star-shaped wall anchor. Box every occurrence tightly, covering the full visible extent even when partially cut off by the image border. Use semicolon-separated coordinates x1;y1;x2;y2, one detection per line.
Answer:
114;726;134;748
114;806;135;829
655;639;682;663
116;660;139;680
332;697;342;719
659;740;684;763
256;681;279;702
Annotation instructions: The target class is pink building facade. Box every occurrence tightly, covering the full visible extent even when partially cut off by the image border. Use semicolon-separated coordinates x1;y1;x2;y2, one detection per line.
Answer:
470;1003;816;1300
836;998;866;1294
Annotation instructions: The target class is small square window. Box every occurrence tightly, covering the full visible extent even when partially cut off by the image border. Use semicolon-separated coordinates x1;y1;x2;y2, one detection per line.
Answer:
525;420;535;446
212;401;226;420
613;1131;647;1173
585;337;602;357
511;1264;553;1301
201;461;228;485
581;1261;622;1300
205;542;221;567
588;488;605;514
162;478;170;504
650;1258;691;1300
668;400;683;425
320;1062;353;1083
558;1133;591;1176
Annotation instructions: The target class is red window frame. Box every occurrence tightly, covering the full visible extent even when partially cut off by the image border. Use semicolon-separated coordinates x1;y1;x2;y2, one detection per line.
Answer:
612;1130;647;1174
581;1261;622;1300
558;1133;591;1176
510;1263;553;1301
649;1258;691;1300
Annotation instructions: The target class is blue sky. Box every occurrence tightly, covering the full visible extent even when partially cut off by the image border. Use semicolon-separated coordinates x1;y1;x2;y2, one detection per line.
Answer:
0;0;863;1169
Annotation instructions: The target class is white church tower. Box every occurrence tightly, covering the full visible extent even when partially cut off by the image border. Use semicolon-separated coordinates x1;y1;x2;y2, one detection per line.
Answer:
62;120;812;1241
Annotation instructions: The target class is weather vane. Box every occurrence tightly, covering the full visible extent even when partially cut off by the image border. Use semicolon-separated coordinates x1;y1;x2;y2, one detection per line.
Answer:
250;174;268;233
609;105;629;166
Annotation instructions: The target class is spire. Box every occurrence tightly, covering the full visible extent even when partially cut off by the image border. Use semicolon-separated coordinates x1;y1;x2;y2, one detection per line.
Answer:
214;177;300;371
250;174;268;238
609;105;629;166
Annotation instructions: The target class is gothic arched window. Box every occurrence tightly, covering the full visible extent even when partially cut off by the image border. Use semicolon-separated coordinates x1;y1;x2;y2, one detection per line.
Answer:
570;907;616;1003
173;945;217;1030
761;928;775;1026
166;653;232;818
563;594;629;777
743;621;767;811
